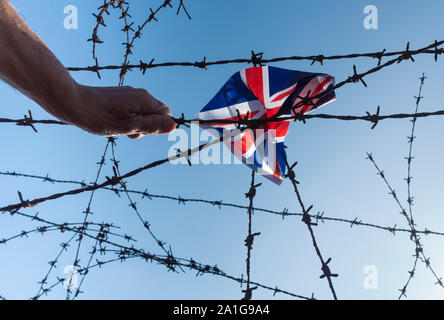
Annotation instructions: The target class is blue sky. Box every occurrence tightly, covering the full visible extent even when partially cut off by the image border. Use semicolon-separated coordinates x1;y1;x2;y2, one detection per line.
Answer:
1;0;444;299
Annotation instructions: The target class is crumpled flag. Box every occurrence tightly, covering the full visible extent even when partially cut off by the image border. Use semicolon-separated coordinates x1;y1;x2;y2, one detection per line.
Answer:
198;66;336;184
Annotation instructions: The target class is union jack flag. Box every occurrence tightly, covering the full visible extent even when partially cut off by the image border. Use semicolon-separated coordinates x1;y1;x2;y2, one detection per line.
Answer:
198;66;336;184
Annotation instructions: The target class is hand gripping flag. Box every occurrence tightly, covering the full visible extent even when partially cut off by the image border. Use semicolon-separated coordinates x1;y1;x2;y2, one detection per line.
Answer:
198;66;336;184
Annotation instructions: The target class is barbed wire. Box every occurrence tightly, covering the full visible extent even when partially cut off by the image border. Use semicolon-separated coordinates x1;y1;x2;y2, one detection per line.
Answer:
396;74;426;299
86;0;191;83
242;171;261;300
0;38;442;213
2;39;444;135
108;137;185;273
282;155;338;300
5;209;312;300
67;43;444;76
117;0;191;85
366;153;444;298
4;107;444;134
363;75;430;300
64;139;111;299
0;208;136;300
35;232;78;299
0;221;124;247
2;169;444;238
365;76;435;300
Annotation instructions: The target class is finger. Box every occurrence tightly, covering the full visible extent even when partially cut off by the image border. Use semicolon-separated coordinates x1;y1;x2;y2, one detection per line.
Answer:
134;114;176;135
137;89;171;116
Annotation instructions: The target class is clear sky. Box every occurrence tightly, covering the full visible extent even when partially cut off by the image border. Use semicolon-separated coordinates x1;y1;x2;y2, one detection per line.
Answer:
1;0;444;300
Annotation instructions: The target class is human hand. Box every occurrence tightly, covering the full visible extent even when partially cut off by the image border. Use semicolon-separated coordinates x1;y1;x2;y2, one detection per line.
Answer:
62;84;176;139
1;0;176;139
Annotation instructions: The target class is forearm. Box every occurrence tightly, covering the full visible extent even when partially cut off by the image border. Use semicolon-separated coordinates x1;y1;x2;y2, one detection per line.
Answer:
0;0;79;122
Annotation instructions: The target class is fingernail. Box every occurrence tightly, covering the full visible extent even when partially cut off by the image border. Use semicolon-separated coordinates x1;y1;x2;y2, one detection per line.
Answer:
128;134;143;139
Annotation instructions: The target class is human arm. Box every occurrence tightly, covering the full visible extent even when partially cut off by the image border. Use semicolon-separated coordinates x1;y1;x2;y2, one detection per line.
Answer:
0;0;175;138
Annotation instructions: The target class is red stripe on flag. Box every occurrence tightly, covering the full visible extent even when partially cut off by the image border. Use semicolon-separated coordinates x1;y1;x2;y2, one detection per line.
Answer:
261;121;289;138
231;130;255;155
245;67;265;107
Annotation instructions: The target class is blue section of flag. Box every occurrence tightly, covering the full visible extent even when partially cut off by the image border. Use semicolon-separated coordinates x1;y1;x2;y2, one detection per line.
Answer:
200;72;257;112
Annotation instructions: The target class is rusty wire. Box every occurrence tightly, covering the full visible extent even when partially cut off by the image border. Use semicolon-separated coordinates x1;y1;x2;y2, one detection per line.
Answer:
396;74;427;299
67;43;444;76
2;169;444;238
6;210;311;300
281;155;338;300
2;38;444;214
366;152;444;298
